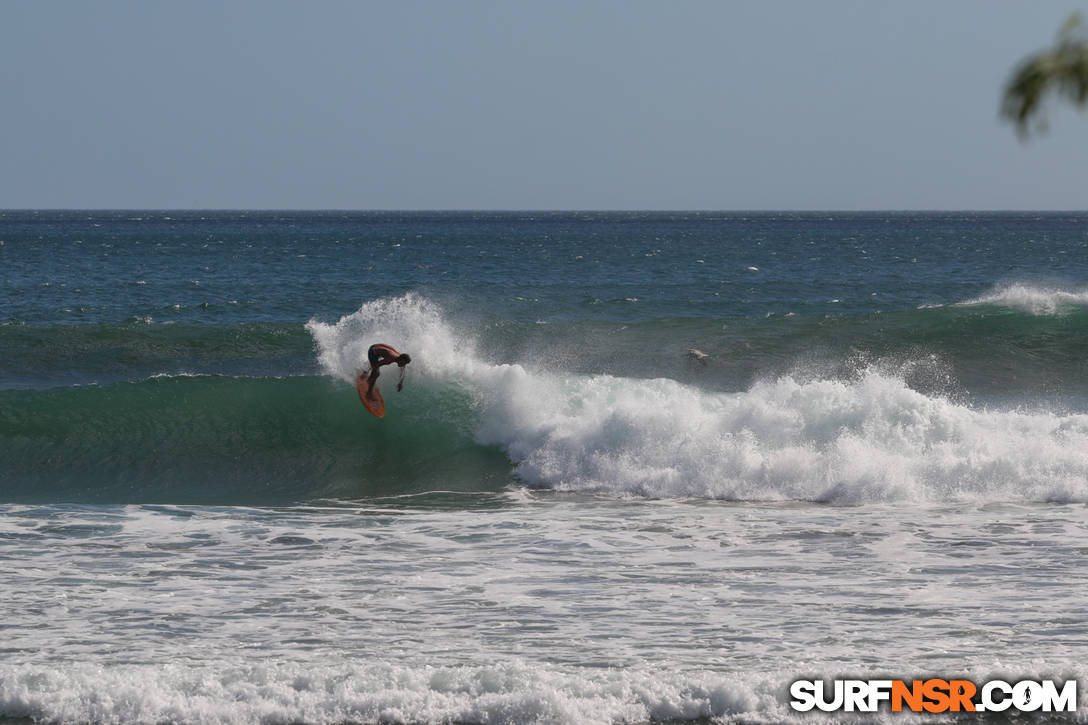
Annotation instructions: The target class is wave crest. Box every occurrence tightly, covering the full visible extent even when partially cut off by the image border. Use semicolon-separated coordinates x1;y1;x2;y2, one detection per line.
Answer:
306;293;480;384
960;282;1088;316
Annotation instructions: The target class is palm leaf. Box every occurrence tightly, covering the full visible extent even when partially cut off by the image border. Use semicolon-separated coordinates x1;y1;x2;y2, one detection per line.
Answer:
1002;13;1088;137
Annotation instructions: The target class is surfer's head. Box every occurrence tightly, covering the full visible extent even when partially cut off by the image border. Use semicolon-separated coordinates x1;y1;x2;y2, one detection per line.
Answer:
397;353;412;366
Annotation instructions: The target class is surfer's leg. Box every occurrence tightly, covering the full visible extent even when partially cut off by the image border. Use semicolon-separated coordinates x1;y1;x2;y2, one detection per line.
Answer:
364;346;382;399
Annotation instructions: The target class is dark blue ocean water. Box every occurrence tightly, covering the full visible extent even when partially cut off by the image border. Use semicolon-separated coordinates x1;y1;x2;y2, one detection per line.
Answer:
5;210;1086;329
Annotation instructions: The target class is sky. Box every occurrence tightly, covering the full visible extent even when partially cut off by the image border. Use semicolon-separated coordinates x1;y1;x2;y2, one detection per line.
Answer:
3;1;1088;210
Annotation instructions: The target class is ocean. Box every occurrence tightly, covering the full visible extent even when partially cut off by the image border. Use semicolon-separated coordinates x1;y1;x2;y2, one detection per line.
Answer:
2;210;1087;724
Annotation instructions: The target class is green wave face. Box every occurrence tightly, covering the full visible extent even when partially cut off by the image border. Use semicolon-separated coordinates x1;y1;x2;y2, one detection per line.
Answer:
0;375;512;505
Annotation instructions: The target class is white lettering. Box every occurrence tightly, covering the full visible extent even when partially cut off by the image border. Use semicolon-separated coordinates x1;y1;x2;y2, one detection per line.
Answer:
980;680;1012;712
844;680;868;712
789;680;817;712
816;680;844;712
867;680;893;711
1040;680;1077;712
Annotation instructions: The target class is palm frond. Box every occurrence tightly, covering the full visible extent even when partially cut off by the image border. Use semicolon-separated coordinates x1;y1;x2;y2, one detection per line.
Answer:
1002;13;1088;137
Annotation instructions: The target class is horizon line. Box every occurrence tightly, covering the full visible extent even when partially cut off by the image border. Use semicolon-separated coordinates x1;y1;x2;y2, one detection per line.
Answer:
2;208;1087;214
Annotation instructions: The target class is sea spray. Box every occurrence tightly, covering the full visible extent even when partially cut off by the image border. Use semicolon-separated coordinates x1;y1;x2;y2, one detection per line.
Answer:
959;281;1088;316
306;293;481;385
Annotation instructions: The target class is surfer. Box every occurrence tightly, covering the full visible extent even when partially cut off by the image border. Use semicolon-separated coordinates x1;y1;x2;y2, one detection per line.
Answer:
366;343;412;398
687;348;709;366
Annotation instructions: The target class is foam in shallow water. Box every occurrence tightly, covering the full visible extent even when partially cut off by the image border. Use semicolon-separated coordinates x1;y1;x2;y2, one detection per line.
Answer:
3;492;1087;725
4;659;1085;724
0;661;776;725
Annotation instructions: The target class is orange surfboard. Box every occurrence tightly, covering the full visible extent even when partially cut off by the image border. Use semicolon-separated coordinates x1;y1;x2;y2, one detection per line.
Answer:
355;369;386;418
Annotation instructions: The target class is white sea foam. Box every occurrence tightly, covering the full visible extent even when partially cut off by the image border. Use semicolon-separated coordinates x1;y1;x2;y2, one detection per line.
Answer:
3;660;1084;725
0;661;782;725
479;369;1088;503
959;281;1088;315
309;294;1088;504
4;495;1088;725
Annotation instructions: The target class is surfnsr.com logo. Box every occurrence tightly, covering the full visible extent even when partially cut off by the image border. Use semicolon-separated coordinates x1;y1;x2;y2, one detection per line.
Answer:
789;679;1077;713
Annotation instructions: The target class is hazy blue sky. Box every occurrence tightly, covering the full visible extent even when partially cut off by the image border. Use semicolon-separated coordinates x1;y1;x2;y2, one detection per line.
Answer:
3;1;1087;209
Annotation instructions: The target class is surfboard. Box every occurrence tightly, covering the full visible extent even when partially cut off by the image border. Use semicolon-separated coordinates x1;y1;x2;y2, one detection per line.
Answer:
355;369;386;418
